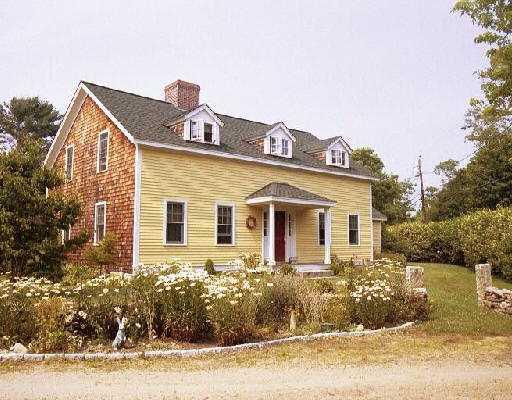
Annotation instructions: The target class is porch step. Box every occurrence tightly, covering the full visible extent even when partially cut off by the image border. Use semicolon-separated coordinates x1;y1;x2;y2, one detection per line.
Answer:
294;264;333;278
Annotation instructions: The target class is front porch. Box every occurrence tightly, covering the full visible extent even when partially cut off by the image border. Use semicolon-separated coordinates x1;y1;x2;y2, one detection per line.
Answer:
246;182;336;267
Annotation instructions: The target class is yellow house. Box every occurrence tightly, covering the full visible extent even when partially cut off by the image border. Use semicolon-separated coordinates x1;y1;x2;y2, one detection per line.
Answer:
45;79;384;271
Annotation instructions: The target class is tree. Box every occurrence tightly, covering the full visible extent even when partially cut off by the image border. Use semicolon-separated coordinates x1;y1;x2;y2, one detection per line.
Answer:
454;1;512;117
0;97;62;152
434;159;460;184
0;140;87;278
352;147;414;224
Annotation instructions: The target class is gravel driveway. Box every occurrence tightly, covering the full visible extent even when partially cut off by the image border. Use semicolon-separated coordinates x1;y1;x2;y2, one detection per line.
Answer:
1;360;511;399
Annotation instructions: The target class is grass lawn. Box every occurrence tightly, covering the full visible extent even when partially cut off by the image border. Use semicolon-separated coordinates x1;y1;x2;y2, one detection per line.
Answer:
416;263;512;336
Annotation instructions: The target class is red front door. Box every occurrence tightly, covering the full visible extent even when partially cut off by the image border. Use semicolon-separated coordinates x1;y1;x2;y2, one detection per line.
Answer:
275;211;286;262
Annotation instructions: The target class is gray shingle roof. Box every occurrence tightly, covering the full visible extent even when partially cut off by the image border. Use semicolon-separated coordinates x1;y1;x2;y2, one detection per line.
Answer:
82;81;373;179
372;208;387;221
246;182;335;204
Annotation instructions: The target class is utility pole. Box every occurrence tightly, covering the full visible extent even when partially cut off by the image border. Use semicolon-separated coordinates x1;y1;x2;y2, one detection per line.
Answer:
417;155;426;221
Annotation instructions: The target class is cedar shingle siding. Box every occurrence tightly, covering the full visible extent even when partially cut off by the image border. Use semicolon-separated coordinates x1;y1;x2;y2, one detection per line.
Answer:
53;97;135;271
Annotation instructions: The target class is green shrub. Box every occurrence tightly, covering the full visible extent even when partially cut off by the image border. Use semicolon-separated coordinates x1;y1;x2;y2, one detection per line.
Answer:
330;255;353;276
374;252;407;266
60;263;101;286
279;263;296;275
204;259;216;275
83;233;118;271
386;207;512;279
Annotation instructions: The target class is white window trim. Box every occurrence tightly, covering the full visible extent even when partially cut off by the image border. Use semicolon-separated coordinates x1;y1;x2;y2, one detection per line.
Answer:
96;130;110;173
94;201;107;245
61;225;72;244
162;198;188;246
348;212;360;246
317;209;325;246
214;201;236;246
64;144;74;181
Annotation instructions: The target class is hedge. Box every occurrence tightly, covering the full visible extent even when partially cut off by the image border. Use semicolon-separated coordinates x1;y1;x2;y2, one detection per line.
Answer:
384;207;512;280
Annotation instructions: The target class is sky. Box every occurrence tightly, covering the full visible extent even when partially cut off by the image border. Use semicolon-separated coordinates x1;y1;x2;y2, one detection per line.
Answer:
0;1;486;202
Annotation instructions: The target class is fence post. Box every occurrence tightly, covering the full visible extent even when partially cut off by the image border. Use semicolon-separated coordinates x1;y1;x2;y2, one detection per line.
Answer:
475;263;492;306
405;266;424;289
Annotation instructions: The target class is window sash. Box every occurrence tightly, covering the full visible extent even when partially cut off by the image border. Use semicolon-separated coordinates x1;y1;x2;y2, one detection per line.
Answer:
270;137;277;153
263;211;268;236
216;205;233;244
65;146;73;180
281;139;289;156
166;202;185;244
95;203;106;243
98;132;108;172
331;149;342;165
190;121;200;140
204;123;213;142
318;212;325;245
348;214;359;245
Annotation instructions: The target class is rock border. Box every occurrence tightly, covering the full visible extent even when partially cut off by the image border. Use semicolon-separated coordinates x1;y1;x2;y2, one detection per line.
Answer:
0;322;414;362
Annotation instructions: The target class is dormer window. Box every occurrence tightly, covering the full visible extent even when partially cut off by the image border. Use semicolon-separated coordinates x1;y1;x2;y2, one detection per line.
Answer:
183;104;223;145
263;122;296;159
204;123;213;143
281;139;289;156
190;121;200;140
325;138;350;168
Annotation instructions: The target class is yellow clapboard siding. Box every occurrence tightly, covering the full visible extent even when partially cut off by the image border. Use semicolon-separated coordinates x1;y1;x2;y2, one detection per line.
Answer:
139;147;372;266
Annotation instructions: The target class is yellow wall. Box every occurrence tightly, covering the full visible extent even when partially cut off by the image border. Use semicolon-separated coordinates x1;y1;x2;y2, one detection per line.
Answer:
372;220;382;254
139;146;373;266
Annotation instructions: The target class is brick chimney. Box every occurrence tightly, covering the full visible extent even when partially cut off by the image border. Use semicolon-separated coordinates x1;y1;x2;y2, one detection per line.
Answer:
164;79;200;110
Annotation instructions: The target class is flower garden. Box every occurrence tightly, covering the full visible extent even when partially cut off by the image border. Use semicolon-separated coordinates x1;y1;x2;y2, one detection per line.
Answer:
0;254;428;354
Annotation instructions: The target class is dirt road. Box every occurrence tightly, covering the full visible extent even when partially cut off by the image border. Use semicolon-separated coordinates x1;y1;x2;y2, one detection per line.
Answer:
1;360;511;399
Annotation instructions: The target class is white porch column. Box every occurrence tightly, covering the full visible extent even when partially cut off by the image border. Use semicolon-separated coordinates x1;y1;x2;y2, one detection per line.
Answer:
324;207;331;265
268;202;276;266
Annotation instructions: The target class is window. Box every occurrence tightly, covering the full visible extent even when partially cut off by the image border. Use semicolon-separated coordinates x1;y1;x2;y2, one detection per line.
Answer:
94;202;106;244
281;139;289;156
204;123;213;143
263;211;268;236
65;145;74;181
62;226;71;243
318;211;325;245
216;204;234;245
288;213;292;236
270;136;277;154
97;131;109;172
331;149;342;165
165;200;187;245
348;214;359;245
190;121;200;141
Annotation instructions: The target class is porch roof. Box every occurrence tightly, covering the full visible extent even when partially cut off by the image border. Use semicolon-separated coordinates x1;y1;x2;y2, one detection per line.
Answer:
246;182;336;207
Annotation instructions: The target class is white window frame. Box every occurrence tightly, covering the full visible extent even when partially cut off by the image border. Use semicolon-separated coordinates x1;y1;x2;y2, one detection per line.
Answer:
270;136;278;154
203;122;214;143
214;201;236;246
190;120;201;141
64;144;74;181
61;225;71;244
94;201;107;245
162;198;188;246
317;209;325;246
96;130;110;173
348;212;360;246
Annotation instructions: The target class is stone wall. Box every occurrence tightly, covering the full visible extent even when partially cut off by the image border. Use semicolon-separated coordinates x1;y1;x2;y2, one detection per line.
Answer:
405;265;428;301
476;263;512;315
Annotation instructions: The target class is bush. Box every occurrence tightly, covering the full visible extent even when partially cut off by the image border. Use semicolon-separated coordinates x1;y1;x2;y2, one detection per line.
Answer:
330;255;353;276
279;263;296;275
374;252;407;267
204;259;216;275
83;234;118;271
386;207;512;279
60;263;101;286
